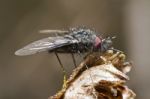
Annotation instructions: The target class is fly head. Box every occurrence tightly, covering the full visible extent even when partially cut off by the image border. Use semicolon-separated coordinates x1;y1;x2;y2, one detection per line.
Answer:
100;36;115;52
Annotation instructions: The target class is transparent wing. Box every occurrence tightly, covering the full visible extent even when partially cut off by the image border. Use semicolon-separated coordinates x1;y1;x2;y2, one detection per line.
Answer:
15;36;78;56
39;29;69;36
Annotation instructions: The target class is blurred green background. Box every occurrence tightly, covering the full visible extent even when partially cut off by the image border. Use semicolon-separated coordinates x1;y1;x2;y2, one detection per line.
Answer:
0;0;150;99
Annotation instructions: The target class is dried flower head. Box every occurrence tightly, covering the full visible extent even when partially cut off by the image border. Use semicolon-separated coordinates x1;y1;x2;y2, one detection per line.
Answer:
49;50;136;99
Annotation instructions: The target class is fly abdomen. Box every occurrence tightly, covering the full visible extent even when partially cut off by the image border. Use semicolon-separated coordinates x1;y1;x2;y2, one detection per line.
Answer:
50;42;92;53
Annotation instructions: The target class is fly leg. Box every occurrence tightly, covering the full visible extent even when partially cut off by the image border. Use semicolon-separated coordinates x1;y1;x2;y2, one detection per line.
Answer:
54;51;67;88
71;53;77;68
109;47;122;53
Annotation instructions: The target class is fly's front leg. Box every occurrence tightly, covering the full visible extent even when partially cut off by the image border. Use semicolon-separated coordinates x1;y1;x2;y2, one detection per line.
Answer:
83;45;94;59
109;47;123;53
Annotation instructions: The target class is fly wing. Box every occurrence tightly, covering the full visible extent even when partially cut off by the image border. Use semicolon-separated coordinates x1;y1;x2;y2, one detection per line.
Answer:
15;36;78;56
39;30;69;36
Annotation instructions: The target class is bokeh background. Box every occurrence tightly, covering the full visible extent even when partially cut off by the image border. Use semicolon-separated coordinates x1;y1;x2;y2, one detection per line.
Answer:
0;0;150;99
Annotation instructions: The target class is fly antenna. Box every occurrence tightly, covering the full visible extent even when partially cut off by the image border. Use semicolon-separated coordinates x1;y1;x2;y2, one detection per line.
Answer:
111;36;116;39
106;36;116;40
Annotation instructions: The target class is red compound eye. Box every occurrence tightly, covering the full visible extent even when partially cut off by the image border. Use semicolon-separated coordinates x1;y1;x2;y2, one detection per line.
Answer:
94;36;101;48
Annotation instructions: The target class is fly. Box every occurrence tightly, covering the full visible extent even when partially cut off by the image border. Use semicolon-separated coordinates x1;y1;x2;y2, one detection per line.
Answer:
15;27;115;88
